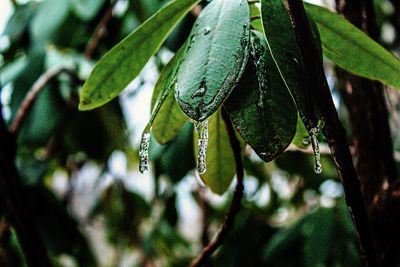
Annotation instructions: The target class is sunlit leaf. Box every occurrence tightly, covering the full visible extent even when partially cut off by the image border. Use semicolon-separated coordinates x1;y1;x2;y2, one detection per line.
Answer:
175;0;250;122
79;0;200;110
305;3;400;89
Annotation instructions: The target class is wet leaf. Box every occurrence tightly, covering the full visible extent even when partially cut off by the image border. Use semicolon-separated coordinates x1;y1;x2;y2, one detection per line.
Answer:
194;110;235;195
225;31;297;162
149;43;188;144
79;0;200;110
175;0;250;122
260;0;318;130
305;3;400;89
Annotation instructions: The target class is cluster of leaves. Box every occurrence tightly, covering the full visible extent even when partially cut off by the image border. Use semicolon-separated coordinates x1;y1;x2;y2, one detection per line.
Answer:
1;0;400;266
80;0;400;194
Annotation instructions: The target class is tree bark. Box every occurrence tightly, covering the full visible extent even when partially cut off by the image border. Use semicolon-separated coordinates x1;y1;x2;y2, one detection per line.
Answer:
285;1;380;266
336;1;400;266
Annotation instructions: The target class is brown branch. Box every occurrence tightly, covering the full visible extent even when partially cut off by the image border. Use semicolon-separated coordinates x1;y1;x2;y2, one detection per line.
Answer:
190;109;244;267
84;1;117;59
10;66;76;135
284;1;379;266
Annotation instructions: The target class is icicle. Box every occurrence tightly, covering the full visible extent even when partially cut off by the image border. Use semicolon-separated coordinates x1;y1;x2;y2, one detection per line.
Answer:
309;127;322;174
139;131;151;173
194;120;209;174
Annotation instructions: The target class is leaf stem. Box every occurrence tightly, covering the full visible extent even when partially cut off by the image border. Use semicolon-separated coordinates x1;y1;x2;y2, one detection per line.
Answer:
190;108;244;267
284;1;380;266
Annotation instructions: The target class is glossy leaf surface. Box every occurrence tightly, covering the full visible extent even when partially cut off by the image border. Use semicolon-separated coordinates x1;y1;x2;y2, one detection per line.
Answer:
225;31;297;162
175;0;250;122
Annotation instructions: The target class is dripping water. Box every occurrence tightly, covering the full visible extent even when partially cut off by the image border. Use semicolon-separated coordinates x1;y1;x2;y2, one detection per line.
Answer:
139;132;151;173
194;120;209;174
309;127;322;174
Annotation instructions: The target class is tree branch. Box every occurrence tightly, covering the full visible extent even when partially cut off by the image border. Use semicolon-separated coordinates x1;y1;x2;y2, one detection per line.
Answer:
9;66;78;136
190;108;244;267
284;1;379;266
84;1;117;59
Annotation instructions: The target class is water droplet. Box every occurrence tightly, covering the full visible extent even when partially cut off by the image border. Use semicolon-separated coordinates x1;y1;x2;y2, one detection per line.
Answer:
203;26;211;35
194;120;209;174
309;127;322;174
139;132;151;173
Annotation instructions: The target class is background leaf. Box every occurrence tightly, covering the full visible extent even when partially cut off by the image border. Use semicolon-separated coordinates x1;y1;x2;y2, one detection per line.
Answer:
305;3;400;89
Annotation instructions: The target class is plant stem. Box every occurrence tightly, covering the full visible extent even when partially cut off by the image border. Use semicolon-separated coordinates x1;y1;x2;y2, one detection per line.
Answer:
190;108;244;267
284;1;380;266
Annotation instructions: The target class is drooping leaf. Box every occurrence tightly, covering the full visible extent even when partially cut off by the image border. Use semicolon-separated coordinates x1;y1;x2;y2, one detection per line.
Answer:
70;0;105;21
175;0;250;122
194;110;235;195
260;0;318;130
225;31;297;162
79;0;200;110
305;3;400;89
149;43;188;144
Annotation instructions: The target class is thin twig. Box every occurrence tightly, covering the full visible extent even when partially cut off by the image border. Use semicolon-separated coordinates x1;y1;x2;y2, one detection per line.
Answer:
10;66;76;135
190;109;244;267
285;1;379;266
84;1;117;59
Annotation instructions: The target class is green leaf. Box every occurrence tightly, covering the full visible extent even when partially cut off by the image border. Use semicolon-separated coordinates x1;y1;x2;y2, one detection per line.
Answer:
292;116;309;148
305;3;400;89
70;0;105;21
225;31;297;162
304;208;334;267
2;3;38;42
260;0;318;130
79;0;200;110
149;43;188;144
30;0;70;42
175;0;250;122
194;110;235;195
